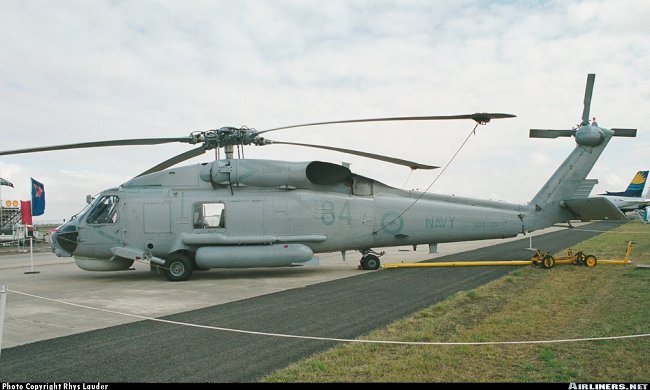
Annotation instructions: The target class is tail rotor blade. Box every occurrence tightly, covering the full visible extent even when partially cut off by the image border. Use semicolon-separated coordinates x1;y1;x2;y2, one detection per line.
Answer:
611;128;637;137
581;73;595;125
529;129;575;139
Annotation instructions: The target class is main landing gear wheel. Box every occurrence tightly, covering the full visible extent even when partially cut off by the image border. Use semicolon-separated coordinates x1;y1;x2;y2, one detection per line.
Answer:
360;254;381;270
584;255;597;267
164;253;194;281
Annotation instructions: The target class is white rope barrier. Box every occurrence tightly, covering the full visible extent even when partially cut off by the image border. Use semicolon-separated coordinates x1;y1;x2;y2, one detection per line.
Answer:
7;288;650;346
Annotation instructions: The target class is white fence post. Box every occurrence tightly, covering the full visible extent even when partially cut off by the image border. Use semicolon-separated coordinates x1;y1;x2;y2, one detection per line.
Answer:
25;236;40;275
0;284;6;359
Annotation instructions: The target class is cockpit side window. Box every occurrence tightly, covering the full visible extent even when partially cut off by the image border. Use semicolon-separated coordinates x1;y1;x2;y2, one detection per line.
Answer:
86;195;120;224
193;202;226;229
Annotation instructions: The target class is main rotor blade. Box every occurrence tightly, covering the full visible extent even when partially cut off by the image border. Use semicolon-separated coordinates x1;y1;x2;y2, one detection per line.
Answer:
0;137;193;156
581;73;595;126
529;129;575;138
136;146;207;177
257;113;516;135
267;140;438;170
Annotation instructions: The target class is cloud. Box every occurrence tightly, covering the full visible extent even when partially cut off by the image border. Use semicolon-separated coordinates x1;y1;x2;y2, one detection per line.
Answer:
1;0;649;221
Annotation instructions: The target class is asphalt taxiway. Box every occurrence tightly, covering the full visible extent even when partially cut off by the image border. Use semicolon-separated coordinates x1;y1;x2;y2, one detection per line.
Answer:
0;221;621;382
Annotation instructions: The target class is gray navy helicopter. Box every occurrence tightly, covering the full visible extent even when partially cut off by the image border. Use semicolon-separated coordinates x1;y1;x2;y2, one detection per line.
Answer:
0;74;637;281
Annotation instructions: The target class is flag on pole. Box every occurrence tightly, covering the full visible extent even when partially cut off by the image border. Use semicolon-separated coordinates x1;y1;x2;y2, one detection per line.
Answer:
31;178;45;216
21;201;33;233
0;178;13;188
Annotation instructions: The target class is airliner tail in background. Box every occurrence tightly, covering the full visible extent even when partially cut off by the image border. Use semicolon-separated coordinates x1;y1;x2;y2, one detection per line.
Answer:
594;170;650;212
601;170;648;197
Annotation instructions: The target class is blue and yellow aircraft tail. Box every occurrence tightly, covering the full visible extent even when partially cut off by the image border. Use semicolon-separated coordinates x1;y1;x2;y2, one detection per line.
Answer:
602;170;648;197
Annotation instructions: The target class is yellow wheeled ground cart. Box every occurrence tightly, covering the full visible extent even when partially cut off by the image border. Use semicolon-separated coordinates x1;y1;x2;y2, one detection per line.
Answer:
530;241;634;269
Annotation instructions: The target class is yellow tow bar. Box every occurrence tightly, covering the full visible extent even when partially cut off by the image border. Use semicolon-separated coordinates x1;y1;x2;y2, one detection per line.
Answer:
383;260;534;269
596;240;634;265
383;241;635;269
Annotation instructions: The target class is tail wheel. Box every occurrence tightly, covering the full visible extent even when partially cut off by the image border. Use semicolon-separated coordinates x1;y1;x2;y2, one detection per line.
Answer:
164;253;194;281
360;254;381;270
542;255;555;269
584;255;597;267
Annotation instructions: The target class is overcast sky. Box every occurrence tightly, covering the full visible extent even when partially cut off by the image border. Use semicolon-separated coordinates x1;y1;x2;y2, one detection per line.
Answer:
1;0;649;223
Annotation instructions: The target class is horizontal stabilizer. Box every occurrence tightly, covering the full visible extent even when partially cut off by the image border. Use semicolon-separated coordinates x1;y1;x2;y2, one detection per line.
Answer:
563;197;627;221
611;128;637;137
571;179;599;199
529;129;575;138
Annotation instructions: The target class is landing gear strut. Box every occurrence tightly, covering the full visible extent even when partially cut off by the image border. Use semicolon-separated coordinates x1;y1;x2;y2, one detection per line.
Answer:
359;249;385;270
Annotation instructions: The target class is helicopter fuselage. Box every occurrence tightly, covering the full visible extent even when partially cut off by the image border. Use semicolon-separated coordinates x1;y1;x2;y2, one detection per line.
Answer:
52;159;532;277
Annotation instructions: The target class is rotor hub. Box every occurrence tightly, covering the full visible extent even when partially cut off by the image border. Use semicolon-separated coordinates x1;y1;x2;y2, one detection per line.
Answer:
575;125;607;146
194;127;268;150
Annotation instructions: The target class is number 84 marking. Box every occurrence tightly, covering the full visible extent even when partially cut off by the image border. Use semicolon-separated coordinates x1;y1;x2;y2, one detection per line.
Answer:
319;200;352;226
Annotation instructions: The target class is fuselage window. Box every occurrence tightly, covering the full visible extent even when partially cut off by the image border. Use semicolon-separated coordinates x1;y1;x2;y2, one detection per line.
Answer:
193;202;226;229
86;195;120;224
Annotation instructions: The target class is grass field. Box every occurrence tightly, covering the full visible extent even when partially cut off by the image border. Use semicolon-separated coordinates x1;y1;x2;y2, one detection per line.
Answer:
264;221;650;382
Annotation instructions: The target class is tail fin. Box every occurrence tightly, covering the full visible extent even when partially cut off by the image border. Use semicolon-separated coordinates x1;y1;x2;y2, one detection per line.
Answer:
525;74;635;229
528;127;620;227
601;170;648;197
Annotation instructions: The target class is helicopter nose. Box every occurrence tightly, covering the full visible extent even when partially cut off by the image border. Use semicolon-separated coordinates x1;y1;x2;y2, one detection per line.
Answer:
51;223;78;257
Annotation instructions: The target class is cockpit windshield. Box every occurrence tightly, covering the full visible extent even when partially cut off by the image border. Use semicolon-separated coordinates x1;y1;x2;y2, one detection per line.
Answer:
86;195;120;224
70;200;93;221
